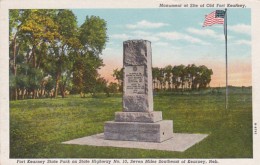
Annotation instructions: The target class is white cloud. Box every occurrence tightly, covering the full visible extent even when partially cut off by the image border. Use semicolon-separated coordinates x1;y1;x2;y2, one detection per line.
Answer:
131;30;150;36
111;31;160;42
153;41;170;47
228;24;251;35
131;30;160;42
157;31;209;45
110;34;130;40
111;30;212;46
233;39;251;46
186;27;224;41
126;20;168;29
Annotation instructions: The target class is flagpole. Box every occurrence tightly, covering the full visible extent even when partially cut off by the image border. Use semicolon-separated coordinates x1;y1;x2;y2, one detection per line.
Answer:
225;8;228;109
203;9;228;109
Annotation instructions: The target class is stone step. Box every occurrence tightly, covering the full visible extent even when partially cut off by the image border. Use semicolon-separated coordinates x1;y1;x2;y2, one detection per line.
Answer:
104;120;173;143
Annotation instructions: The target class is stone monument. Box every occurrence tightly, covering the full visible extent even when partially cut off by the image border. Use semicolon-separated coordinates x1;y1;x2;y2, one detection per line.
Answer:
104;40;173;142
64;40;207;150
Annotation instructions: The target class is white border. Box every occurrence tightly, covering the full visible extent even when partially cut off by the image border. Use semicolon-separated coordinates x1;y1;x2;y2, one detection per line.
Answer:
1;0;260;165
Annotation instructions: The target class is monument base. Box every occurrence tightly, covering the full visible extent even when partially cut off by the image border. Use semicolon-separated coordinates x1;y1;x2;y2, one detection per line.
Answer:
63;133;208;152
104;120;173;142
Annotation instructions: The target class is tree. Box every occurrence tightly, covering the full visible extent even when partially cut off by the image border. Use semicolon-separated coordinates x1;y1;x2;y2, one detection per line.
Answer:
9;9;109;100
78;15;108;56
49;9;80;98
9;10;20;100
112;68;124;92
197;65;213;89
44;76;55;98
164;65;173;90
92;77;109;97
72;15;108;97
107;82;119;94
158;68;165;90
172;65;183;90
19;9;60;98
14;63;29;99
72;52;103;97
20;10;59;68
152;67;160;90
186;64;197;90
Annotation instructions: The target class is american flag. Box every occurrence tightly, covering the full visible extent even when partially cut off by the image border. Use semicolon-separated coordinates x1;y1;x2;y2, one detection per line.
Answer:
203;10;226;27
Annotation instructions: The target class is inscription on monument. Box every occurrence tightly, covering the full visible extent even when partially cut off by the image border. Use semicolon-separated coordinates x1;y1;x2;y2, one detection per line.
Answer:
125;66;145;94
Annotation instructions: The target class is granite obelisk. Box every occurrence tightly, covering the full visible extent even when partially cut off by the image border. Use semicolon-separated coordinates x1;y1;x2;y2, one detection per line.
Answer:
104;40;173;142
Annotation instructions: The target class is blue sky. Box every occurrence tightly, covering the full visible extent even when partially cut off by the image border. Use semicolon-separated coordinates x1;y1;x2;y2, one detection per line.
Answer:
72;8;251;87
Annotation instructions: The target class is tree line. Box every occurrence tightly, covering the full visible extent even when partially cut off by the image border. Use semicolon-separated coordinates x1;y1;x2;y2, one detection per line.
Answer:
9;9;108;100
113;64;213;91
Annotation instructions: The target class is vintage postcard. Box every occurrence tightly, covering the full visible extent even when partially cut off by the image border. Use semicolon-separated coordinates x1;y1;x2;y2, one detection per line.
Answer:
0;0;259;164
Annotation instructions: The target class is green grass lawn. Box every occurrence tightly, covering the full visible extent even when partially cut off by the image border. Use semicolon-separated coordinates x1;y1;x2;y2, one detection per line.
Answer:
10;91;252;158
